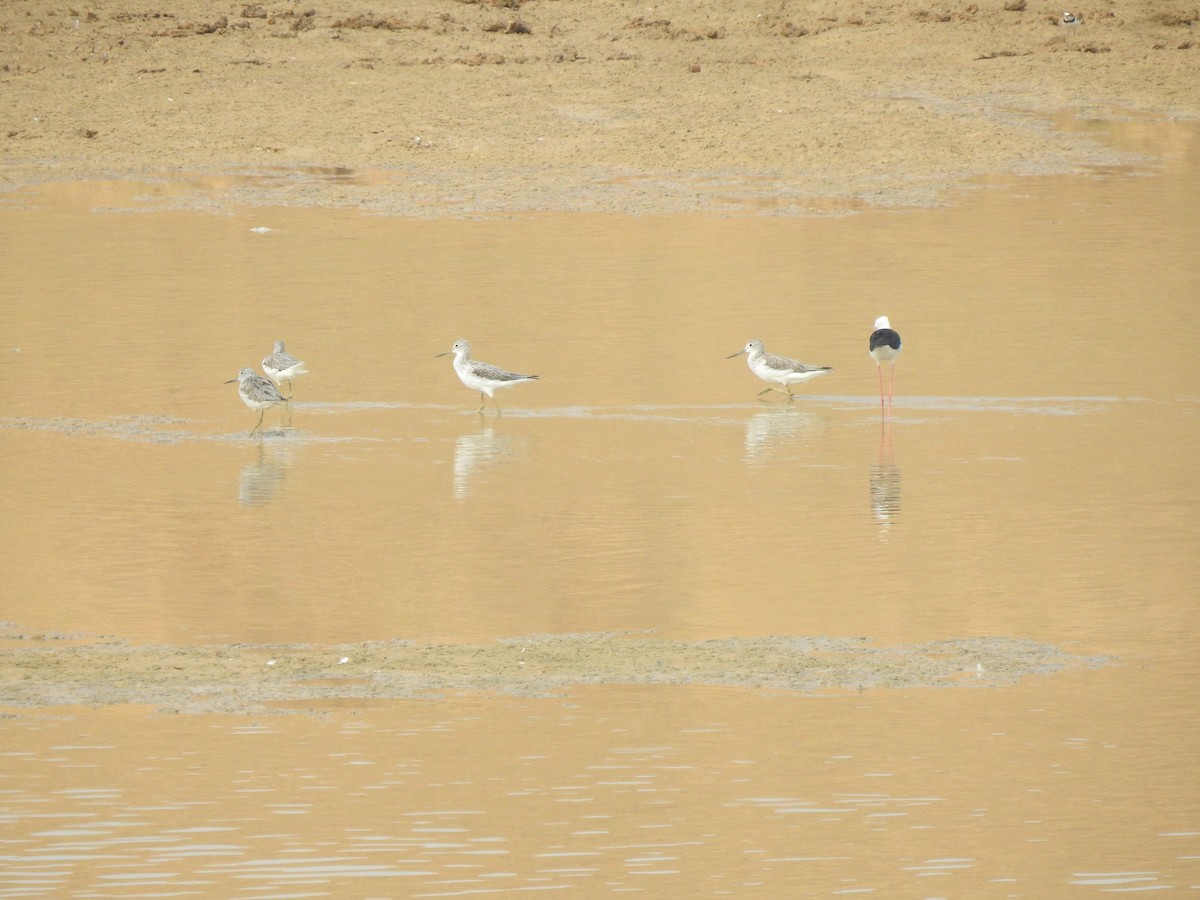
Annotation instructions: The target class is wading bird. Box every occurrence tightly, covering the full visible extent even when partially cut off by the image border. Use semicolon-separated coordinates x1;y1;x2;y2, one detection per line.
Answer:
869;316;902;415
727;339;831;400
437;340;539;413
227;367;289;435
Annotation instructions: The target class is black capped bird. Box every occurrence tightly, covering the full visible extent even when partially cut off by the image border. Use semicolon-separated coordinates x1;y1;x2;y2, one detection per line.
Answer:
869;316;902;415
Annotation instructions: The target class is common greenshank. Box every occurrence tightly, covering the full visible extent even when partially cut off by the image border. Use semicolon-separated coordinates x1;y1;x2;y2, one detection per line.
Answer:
727;339;831;399
226;367;289;435
436;340;539;413
261;340;307;397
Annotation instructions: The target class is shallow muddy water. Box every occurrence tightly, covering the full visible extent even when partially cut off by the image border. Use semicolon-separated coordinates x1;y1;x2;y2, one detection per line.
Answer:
1;115;1198;895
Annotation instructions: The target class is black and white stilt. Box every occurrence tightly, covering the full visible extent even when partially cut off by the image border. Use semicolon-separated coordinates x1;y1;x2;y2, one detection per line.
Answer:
869;316;902;415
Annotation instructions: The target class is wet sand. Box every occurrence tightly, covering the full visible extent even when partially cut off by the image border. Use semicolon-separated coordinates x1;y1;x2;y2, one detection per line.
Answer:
2;0;1198;215
0;625;1103;714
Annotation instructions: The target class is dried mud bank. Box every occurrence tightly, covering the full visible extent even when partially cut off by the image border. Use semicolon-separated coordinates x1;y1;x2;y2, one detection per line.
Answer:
0;626;1106;715
2;1;1198;215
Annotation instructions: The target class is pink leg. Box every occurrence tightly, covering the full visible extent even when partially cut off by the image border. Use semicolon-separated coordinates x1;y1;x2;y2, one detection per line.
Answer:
888;363;895;411
877;364;886;414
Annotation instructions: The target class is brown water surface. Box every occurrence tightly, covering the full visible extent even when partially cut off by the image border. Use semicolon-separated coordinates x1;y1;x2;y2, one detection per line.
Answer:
1;116;1198;895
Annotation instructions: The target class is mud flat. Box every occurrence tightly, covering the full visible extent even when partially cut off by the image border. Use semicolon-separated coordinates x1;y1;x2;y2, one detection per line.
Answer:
0;625;1105;715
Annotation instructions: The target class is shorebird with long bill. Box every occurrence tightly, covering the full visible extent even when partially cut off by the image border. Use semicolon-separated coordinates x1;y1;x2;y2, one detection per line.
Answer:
727;339;831;399
437;339;539;413
227;367;289;435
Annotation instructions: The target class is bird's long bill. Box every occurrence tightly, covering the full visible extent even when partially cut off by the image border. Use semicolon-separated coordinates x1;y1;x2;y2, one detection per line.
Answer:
223;377;238;383
726;349;747;359
435;351;451;358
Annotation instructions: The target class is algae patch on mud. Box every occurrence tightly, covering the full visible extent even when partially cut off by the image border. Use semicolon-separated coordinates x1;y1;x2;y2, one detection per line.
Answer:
0;626;1105;715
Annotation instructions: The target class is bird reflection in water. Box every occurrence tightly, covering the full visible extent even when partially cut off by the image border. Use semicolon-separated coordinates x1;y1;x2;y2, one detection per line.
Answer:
453;422;515;500
743;407;824;465
869;418;902;537
237;438;296;508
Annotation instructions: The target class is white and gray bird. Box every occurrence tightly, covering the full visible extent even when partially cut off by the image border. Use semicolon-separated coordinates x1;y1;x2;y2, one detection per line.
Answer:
727;339;831;399
261;340;307;397
436;339;539;413
226;366;289;434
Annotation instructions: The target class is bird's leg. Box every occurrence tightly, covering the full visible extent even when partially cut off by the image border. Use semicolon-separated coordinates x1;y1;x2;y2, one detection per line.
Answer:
284;379;293;398
250;410;264;435
877;364;886;415
888;363;896;413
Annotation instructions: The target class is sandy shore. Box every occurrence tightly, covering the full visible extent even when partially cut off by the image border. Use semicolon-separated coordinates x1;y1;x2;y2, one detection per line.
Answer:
2;0;1198;215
